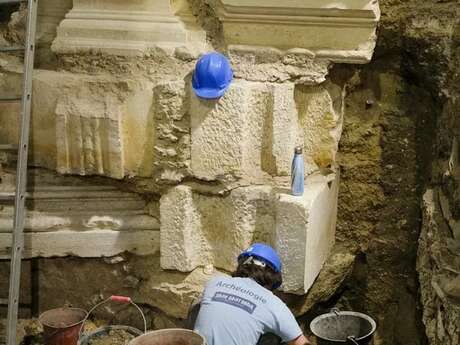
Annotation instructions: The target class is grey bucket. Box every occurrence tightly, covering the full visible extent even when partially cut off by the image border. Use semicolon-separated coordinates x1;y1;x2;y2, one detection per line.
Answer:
129;329;206;345
310;310;377;345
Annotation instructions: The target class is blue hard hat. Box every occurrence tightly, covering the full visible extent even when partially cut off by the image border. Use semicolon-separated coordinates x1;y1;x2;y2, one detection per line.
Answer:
192;52;233;99
238;243;282;273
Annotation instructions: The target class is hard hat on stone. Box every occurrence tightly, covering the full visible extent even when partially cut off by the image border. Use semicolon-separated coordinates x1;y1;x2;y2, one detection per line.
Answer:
192;52;233;99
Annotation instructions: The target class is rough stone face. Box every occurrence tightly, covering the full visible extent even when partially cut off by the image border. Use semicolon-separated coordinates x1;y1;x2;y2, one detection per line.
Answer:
160;184;274;273
160;173;339;294
152;81;190;183
190;80;343;181
296;82;344;175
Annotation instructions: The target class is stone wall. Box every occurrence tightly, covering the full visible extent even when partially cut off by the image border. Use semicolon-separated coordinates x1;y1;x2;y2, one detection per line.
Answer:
0;0;387;343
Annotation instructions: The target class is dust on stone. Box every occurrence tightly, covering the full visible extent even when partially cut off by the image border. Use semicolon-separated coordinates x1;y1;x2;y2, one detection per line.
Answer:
88;329;136;345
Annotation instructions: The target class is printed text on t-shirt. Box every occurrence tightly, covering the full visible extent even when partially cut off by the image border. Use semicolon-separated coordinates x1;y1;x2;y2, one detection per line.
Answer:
212;292;257;314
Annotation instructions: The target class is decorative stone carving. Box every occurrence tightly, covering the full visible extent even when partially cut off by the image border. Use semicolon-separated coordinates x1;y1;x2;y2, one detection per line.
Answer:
30;70;155;179
160;173;339;294
215;0;380;63
0;168;159;258
52;0;206;56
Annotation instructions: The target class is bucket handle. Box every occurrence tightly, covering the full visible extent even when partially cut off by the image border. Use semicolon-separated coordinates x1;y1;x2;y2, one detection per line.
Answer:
331;309;360;345
347;336;359;345
77;295;147;340
331;308;340;316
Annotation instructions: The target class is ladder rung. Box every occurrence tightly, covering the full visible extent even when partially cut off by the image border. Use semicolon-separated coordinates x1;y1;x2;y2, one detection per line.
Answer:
0;46;24;52
0;1;26;5
0;97;21;102
0;145;17;151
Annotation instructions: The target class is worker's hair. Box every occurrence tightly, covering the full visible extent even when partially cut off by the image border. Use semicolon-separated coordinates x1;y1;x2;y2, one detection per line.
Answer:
232;259;282;291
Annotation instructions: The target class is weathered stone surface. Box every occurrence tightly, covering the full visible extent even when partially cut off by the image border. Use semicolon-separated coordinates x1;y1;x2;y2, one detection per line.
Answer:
52;0;206;56
295;82;344;175
161;173;338;294
160;185;202;271
29;71;154;178
215;0;380;63
136;262;214;319
190;79;343;181
228;48;331;84
283;245;355;316
152;81;190;183
0;168;159;258
160;184;274;272
276;173;339;294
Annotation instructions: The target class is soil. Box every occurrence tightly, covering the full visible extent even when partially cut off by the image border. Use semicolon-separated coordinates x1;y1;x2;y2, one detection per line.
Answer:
88;329;136;345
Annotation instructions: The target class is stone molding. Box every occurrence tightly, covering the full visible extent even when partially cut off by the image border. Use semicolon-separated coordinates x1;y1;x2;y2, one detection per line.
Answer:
0;169;159;258
52;0;206;56
215;0;380;63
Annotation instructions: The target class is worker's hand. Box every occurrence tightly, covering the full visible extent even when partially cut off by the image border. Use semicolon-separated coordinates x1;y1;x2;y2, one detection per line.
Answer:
288;334;311;345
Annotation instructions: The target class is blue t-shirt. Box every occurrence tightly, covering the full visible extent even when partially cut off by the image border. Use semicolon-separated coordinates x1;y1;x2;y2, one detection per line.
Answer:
194;275;302;345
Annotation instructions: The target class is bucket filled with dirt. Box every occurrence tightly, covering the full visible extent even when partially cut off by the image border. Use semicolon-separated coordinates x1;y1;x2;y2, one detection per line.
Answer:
39;307;87;345
77;296;147;345
80;326;142;345
310;309;377;345
129;329;206;345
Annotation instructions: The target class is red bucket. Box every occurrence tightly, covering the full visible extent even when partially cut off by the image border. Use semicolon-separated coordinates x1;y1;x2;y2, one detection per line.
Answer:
39;307;87;345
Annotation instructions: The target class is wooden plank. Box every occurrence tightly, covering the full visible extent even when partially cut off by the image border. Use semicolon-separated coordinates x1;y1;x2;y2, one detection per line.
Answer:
0;230;160;258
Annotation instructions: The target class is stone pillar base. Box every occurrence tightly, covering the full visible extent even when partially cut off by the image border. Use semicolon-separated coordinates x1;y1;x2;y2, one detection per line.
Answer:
52;0;206;56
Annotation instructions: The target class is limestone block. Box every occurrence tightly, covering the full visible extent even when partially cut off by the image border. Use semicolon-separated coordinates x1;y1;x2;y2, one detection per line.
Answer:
160;184;275;272
152;81;190;183
295;82;344;175
262;83;300;176
160;185;202;271
52;0;206;56
190;79;343;181
0;168;160;258
215;0;380;63
275;173;339;294
30;70;154;179
136;261;214;319
0;230;160;259
160;173;338;294
190;80;301;181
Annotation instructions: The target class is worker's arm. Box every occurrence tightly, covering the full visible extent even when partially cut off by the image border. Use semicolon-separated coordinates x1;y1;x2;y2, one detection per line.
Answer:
287;334;311;345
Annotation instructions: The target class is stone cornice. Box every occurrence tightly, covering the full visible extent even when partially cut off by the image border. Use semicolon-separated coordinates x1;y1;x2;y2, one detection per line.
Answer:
0;168;159;258
215;0;380;63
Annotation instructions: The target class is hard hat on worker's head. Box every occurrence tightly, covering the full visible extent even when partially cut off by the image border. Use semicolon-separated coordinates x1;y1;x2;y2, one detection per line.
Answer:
192;52;233;99
238;243;282;273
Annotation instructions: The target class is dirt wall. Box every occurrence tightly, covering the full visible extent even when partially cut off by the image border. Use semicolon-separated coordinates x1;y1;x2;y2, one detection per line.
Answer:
333;1;459;345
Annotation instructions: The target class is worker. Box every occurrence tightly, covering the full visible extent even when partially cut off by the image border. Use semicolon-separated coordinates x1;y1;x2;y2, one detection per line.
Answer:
192;243;311;345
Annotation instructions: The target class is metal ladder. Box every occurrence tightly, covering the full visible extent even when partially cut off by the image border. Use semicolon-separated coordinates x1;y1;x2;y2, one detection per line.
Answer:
0;1;38;345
